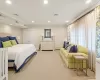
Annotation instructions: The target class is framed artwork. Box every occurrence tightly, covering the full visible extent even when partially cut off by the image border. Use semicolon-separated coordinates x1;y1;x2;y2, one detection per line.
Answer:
44;29;51;38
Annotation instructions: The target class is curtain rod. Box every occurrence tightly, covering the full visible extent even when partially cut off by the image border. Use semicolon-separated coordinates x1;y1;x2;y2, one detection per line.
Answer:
69;9;94;25
75;9;94;22
68;4;100;26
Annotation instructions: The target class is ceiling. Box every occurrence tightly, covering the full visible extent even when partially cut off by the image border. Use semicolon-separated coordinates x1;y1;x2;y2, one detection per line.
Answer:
0;0;99;27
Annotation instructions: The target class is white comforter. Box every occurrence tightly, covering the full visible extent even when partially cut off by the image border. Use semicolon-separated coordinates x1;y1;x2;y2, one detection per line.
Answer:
8;44;36;70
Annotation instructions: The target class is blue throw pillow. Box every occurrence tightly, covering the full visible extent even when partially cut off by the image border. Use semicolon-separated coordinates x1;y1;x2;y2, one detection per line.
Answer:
0;40;2;48
0;37;9;42
63;41;69;48
8;36;19;44
63;41;66;48
69;45;77;53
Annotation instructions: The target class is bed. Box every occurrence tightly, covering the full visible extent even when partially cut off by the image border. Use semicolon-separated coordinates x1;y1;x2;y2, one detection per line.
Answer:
0;33;37;72
8;44;37;72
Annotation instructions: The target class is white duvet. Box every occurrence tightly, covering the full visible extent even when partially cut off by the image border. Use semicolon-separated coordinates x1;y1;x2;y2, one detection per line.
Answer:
8;44;36;70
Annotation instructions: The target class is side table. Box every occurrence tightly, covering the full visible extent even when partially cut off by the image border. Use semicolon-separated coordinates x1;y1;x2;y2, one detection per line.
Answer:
73;55;88;76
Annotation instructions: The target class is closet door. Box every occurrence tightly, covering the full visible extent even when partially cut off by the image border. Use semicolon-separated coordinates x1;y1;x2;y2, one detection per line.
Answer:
23;29;41;50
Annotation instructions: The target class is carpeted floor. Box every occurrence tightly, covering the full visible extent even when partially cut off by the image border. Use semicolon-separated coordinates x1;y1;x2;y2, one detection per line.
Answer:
8;51;95;80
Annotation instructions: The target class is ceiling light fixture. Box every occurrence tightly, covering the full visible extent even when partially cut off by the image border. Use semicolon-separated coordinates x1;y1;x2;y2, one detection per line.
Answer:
44;0;48;4
85;0;92;4
6;0;12;4
48;21;51;23
32;21;35;23
10;24;12;25
65;21;69;23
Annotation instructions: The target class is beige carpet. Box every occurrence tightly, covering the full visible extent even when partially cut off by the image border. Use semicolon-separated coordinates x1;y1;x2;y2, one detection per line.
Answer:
8;51;95;80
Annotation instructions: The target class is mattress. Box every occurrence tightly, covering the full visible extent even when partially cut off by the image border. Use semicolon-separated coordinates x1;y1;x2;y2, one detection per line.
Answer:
8;44;36;70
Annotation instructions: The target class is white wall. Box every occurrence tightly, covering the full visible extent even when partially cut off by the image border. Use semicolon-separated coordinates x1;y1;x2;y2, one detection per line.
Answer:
23;25;67;50
0;24;23;43
96;59;100;80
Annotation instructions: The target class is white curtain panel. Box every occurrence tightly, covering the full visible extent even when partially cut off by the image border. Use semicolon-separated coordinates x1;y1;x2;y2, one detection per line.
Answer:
77;18;87;47
85;11;96;71
70;24;76;44
68;9;97;71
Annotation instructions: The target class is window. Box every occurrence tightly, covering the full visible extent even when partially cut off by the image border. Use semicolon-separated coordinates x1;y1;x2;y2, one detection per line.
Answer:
44;29;51;38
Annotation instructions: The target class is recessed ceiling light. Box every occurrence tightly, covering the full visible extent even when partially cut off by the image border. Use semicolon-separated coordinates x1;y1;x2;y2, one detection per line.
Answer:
65;21;69;23
48;21;51;23
44;0;48;4
32;21;35;23
85;0;92;4
6;0;12;4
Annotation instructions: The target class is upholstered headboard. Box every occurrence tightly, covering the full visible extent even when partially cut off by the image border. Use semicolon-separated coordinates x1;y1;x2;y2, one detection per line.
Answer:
0;33;20;43
0;33;11;37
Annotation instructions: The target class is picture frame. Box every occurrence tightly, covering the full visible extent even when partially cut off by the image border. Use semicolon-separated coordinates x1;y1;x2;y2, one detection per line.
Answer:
44;29;51;38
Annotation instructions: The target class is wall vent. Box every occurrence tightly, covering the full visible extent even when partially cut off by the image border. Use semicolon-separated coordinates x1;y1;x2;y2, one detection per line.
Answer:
54;14;59;16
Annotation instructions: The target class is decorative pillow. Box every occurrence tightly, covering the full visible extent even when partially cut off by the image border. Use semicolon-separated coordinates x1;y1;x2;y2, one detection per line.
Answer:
67;45;72;52
63;42;65;48
69;45;77;53
0;40;2;48
65;44;71;50
63;41;69;48
0;37;9;42
10;40;17;45
8;36;19;44
77;45;88;54
2;41;12;48
63;41;66;48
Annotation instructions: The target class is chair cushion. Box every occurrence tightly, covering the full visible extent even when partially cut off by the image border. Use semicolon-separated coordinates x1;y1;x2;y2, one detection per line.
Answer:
8;36;19;44
60;48;69;56
10;40;17;45
77;45;88;54
2;41;12;48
